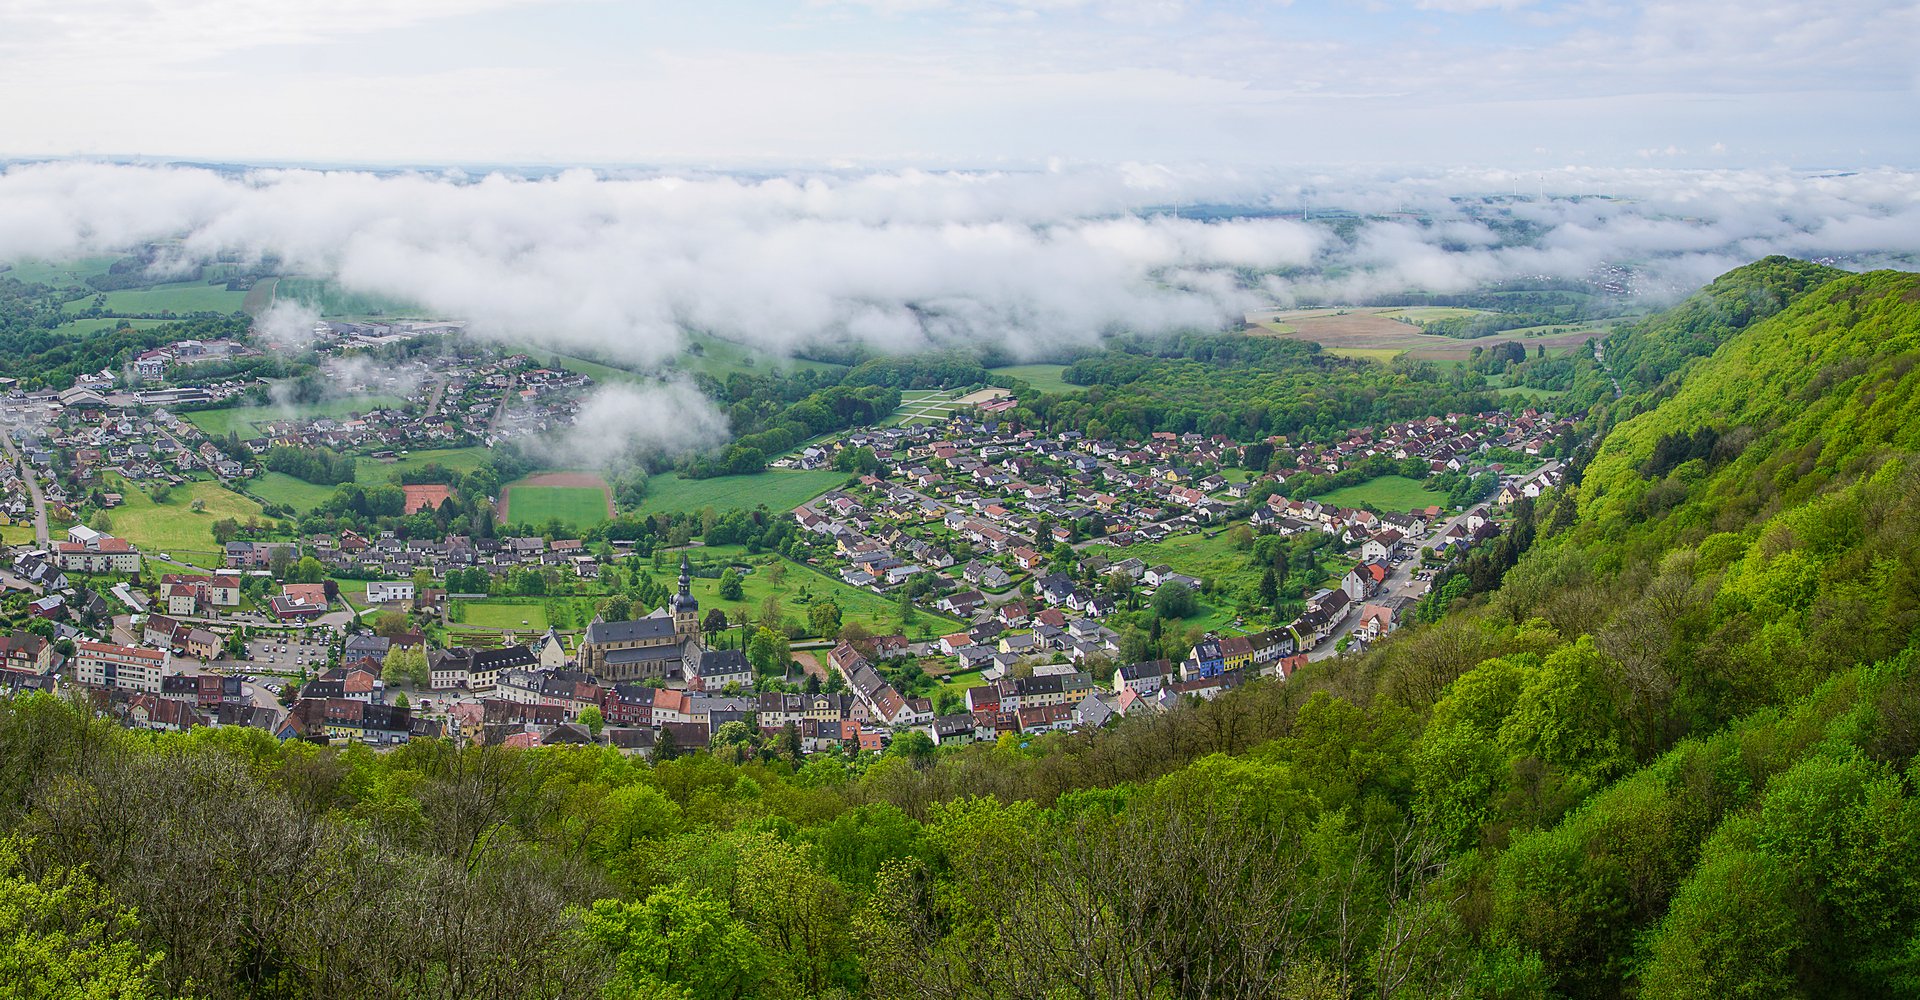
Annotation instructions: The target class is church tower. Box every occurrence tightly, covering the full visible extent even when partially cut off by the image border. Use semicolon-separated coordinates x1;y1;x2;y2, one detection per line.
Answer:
671;554;699;641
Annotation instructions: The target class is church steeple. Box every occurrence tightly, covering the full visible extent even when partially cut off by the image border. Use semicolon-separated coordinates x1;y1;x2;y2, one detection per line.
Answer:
670;554;698;616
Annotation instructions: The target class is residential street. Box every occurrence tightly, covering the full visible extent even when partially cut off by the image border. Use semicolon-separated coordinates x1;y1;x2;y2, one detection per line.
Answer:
0;424;50;547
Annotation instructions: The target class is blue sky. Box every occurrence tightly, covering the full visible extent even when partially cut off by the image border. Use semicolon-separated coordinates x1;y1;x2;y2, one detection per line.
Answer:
0;0;1912;167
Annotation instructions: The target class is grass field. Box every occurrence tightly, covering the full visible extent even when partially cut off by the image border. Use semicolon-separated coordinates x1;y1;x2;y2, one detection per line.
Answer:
186;396;406;439
249;472;342;512
635;469;844;516
503;483;610;527
1375;306;1490;322
104;476;267;571
1111;529;1254;595
1496;384;1571;401
679;332;845;380
990;364;1078;394
355;446;492;486
275;277;429;319
63;281;248;317
0;256;118;287
681;553;949;636
1315;474;1436;512
459;600;550;631
0;525;37;546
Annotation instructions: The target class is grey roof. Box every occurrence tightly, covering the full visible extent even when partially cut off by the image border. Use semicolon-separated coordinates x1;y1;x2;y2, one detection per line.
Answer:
693;648;750;675
603;643;686;666
584;617;678;644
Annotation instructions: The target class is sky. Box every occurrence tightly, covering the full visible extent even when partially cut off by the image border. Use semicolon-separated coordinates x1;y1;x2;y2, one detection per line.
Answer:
0;0;1914;168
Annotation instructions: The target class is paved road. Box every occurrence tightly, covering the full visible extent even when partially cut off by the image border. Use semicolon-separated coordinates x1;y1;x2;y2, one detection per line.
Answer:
0;426;50;547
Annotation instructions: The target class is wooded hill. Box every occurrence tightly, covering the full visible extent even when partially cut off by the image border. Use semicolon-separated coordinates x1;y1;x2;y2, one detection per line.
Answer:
2;259;1918;1000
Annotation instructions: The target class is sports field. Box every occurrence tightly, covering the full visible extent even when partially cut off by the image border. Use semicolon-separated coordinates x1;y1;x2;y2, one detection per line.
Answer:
634;469;844;516
501;473;612;527
1315;474;1436;512
459;600;550;631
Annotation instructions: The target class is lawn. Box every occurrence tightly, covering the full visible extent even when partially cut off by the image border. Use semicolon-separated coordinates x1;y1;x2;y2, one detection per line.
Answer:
504;483;610;527
186;396;406;439
1315;474;1437;513
104;476;267;571
634;469;845;517
64;281;248;317
0;525;36;546
249;472;342;512
355;446;492;486
990;364;1079;394
458;600;550;631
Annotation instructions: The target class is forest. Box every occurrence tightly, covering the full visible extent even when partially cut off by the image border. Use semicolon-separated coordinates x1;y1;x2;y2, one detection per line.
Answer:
6;260;1920;1000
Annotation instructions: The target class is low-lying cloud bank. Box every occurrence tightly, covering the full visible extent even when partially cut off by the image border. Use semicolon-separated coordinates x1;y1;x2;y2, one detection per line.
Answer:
2;160;1917;367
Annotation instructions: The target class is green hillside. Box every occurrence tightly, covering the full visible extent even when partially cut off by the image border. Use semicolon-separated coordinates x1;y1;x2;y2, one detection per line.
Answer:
3;260;1918;1000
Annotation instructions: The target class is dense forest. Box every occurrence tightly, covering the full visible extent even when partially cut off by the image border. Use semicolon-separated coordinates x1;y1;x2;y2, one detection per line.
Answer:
1035;334;1499;441
6;260;1920;999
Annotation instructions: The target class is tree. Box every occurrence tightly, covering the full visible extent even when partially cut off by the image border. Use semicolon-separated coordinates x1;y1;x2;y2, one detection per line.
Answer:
747;627;790;678
0;837;167;999
598;594;633;622
1153;580;1199;619
897;591;919;632
581;885;767;1000
371;611;410;638
189;498;206;512
702;608;729;643
719;568;744;602
393;691;409;710
381;646;429;688
653;722;679;761
578;705;604;737
210;517;240;544
807;599;843;638
268;545;294;579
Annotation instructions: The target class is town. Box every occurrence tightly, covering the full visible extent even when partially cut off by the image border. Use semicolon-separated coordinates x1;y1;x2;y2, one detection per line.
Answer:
0;327;1572;758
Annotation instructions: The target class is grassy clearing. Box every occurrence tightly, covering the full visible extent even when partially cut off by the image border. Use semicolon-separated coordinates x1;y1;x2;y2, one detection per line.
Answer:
1315;474;1436;512
104;476;266;571
935;667;988;700
679;333;845;381
684;554;941;636
354;447;492;486
0;525;37;545
519;348;647;386
1375;306;1492;322
504;484;610;527
634;470;845;517
1496;384;1571;401
1110;529;1256;595
248;472;341;512
186;396;406;439
989;364;1078;394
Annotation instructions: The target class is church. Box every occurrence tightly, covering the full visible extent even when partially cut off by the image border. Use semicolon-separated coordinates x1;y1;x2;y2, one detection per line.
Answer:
577;555;705;681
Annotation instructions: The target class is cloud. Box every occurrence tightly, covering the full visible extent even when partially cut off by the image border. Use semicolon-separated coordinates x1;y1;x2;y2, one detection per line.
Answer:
252;299;322;352
0;160;1916;367
551;382;731;471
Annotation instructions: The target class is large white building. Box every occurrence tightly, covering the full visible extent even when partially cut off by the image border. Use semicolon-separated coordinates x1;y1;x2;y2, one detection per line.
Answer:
74;641;173;694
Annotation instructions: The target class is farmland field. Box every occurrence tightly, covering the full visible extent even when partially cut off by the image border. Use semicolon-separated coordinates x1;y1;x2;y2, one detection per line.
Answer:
634;469;844;516
63;280;248;317
1314;474;1436;512
248;472;341;512
0;256;119;287
104;475;266;571
1245;306;1606;362
186;396;406;439
990;364;1078;394
501;473;612;527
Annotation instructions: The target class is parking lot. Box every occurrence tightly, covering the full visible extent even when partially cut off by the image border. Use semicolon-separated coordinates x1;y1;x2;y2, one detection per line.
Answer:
237;634;334;676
